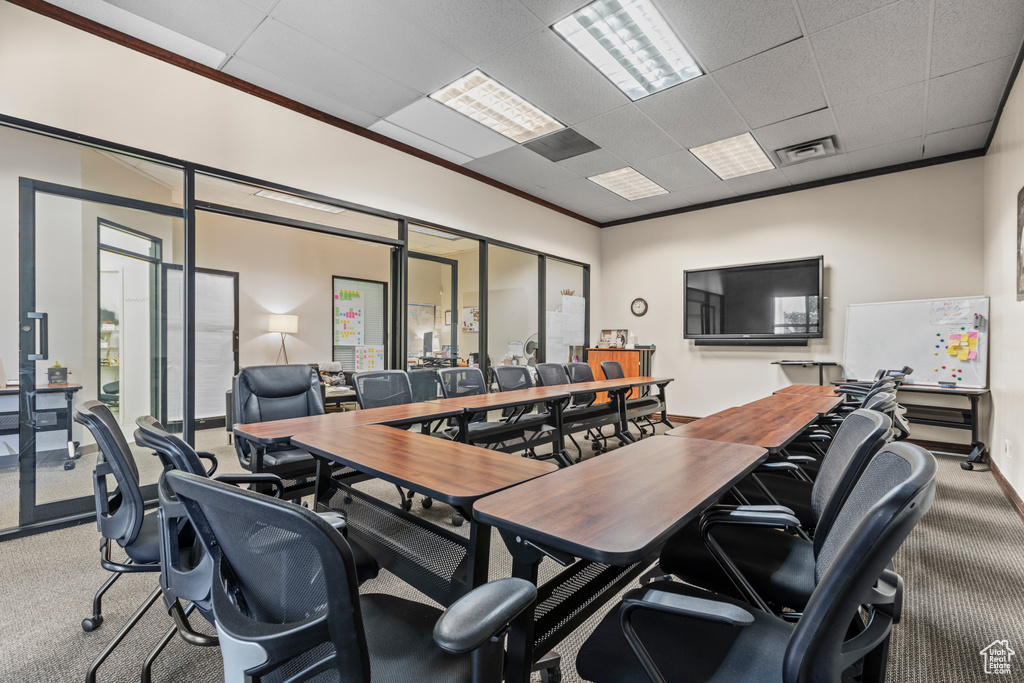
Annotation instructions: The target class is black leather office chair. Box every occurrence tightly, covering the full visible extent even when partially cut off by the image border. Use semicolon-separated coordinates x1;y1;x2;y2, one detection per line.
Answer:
576;440;936;683
161;469;538;683
655;409;893;613
74;401;190;683
233;364;328;500
601;360;663;436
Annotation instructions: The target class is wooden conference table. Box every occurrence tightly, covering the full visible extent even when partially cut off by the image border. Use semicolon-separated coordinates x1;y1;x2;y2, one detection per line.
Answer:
475;436;768;683
774;383;843;397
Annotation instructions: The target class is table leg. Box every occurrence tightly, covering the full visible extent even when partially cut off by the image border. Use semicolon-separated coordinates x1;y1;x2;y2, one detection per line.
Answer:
962;393;988;470
657;382;674;428
505;557;541;683
466;521;491;589
612;388;635;443
549;398;573;468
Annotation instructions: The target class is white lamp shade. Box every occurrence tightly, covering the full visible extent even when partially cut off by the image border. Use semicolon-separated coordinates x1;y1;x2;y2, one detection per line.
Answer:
268;314;298;334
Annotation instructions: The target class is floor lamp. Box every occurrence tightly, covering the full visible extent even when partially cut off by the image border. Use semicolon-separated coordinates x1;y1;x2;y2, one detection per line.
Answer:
269;314;298;364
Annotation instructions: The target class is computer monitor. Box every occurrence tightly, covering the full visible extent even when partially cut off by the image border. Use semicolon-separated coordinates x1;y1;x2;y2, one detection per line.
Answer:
423;332;433;356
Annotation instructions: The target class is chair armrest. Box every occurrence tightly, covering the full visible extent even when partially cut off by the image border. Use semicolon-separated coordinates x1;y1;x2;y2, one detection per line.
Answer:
433;578;537;654
196;451;219;477
618;590;754;683
702;506;801;529
213;474;284;499
784;455;818;465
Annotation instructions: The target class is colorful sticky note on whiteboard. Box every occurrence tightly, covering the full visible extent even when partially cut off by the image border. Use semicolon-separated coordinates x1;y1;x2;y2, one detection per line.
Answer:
968;337;978;348
947;345;958;355
949;333;961;342
968;331;978;339
968;350;977;360
957;349;969;361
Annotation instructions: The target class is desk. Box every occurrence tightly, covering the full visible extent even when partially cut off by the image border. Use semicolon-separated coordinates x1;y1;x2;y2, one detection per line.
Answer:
774;384;842;397
742;392;842;417
666;409;820;455
474;436;767;683
293;425;557;607
0;383;83;468
233;402;465;446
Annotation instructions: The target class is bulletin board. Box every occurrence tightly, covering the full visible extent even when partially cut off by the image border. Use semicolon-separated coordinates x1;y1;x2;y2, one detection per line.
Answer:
843;296;989;388
332;276;387;371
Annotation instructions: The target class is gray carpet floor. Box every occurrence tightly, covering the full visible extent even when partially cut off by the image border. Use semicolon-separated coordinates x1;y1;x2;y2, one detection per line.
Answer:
1;427;1022;682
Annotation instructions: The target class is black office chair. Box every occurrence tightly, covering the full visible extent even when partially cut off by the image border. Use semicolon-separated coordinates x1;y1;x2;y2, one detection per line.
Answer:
74;401;191;683
161;469;538;683
535;362;621;459
233;364;330;500
576;440;936;683
565;362;612;452
409;366;442;402
601;360;663;437
492;365;537;419
655;409;892;613
99;380;120;408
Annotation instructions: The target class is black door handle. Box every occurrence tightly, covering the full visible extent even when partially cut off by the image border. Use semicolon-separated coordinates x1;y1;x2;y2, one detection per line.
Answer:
27;312;48;361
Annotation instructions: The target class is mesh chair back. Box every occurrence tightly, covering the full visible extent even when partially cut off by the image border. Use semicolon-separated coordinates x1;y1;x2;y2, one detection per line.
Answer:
534;363;569;387
164;470;369;682
809;409;891;550
409;368;441;402
784;442;935;683
135;415;207;475
494;366;537;417
437;367;487;398
352;370;414;409
599;361;625;380
74;400;145;547
566;362;597;406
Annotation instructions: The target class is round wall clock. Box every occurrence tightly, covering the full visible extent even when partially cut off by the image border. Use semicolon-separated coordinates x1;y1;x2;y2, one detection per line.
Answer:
631;297;648;317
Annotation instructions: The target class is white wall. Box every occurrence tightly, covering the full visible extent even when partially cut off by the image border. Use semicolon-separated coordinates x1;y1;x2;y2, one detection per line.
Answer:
982;63;1024;500
601;160;986;423
0;2;601;313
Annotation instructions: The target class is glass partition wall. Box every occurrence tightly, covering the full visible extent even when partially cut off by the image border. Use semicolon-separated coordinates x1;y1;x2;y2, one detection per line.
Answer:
0;117;589;536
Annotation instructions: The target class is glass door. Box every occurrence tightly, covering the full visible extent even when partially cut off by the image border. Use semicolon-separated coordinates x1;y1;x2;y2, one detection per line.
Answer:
18;179;183;527
407;253;457;373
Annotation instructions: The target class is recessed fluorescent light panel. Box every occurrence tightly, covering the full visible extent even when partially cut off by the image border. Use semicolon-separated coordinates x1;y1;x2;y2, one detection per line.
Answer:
690;133;775;180
430;70;564;143
254;189;345;214
409;225;460;240
553;0;701;100
588;167;668;201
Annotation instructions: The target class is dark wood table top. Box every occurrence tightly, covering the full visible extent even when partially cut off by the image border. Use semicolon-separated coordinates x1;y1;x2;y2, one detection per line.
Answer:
234;402;465;444
0;383;82;395
774;384;841;397
432;386;571;411
665;408;819;450
474;436;766;565
742;393;842;415
293;424;558;506
562;376;674;395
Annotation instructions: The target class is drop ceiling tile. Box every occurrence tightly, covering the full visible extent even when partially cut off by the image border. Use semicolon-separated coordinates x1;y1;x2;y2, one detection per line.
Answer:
374;0;542;63
781;154;851;185
923;122;992;158
810;0;929;104
752;109;837;164
271;0;474;93
680;182;739;205
723;168;791;195
636;77;749;148
480;30;628;126
234;19;420;117
383;98;517;159
659;0;802;71
240;0;277;10
796;0;899;34
833;82;925;151
536;178;627;212
518;0;588;25
222;57;380;127
931;0;1024;77
714;39;827;129
556;149;629;177
523;129;600;162
632;150;719;192
573;105;682;165
464;145;579;189
103;0;267;52
845;137;923;173
927;57;1015;134
367;119;474;165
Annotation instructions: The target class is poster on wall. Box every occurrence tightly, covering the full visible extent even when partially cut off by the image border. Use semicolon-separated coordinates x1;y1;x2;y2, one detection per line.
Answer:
334;288;364;345
354;345;386;371
1017;186;1024;301
461;307;480;332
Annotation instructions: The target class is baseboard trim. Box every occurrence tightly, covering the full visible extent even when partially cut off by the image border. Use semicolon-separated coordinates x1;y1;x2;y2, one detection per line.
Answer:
906;438;973;456
665;414;699;425
991;459;1024;526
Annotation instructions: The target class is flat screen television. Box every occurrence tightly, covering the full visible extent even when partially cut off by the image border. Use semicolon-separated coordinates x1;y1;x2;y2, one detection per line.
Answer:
684;256;823;345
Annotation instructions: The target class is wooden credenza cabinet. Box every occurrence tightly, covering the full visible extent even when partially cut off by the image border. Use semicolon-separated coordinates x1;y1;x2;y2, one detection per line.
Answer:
586;347;655;403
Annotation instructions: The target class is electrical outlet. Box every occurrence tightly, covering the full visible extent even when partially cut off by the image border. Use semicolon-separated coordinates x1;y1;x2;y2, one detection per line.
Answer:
1003;439;1013;458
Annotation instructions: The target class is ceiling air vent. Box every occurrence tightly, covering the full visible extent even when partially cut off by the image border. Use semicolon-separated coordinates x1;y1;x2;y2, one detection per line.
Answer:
775;137;838;166
523;128;600;162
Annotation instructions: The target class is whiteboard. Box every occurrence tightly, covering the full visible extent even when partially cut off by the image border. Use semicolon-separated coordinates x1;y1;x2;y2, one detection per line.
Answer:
843;296;989;388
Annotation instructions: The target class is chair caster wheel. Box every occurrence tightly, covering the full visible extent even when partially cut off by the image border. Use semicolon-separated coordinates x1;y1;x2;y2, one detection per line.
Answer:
64;461;76;470
343;495;353;505
82;616;103;632
421;497;433;509
541;664;562;683
591;442;601;451
451;514;464;527
402;499;413;512
961;461;974;471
